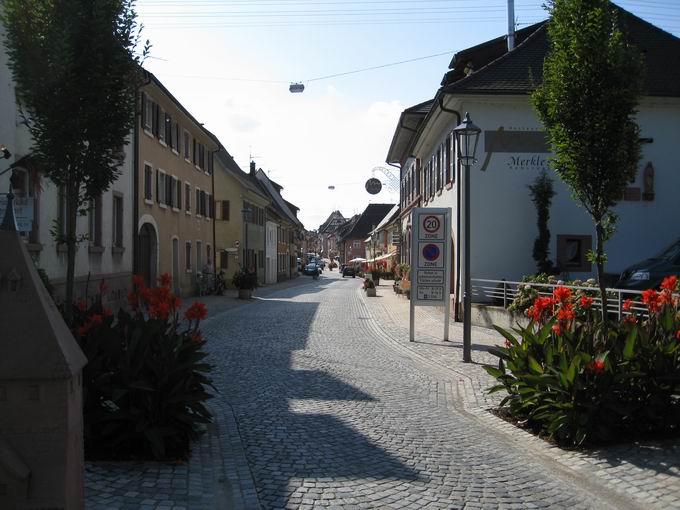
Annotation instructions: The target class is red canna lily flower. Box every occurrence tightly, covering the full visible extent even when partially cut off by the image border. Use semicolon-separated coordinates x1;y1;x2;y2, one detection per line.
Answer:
132;275;145;288
624;315;637;325
552;324;562;336
586;359;605;374
580;296;593;309
158;273;172;288
185;301;208;322
622;299;634;312
553;286;572;303
661;275;678;292
642;289;661;313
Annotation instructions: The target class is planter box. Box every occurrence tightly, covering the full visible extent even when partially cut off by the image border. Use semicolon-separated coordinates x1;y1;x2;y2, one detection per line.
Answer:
238;288;253;300
366;288;377;297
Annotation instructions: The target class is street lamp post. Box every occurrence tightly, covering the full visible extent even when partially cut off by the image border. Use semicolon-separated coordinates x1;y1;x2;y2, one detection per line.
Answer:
453;113;481;363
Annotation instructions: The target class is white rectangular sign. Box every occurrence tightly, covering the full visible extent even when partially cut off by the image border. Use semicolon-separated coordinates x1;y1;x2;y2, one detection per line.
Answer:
410;207;452;342
0;195;34;232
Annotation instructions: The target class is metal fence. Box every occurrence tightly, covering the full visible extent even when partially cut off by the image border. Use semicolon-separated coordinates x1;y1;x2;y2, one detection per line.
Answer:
471;278;650;319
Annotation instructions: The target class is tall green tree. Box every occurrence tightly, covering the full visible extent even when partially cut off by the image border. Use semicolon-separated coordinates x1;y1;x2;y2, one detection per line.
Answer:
532;0;644;325
2;0;148;318
528;171;556;275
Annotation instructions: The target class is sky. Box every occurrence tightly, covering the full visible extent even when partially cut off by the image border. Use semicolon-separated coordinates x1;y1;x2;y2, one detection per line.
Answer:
135;0;680;230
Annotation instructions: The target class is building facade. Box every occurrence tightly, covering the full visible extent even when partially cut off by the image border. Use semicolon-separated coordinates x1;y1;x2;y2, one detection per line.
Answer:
136;72;219;296
0;23;134;307
388;10;680;306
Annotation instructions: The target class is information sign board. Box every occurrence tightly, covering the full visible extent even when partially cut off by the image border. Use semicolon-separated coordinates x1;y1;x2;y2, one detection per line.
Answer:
409;207;452;341
0;194;34;232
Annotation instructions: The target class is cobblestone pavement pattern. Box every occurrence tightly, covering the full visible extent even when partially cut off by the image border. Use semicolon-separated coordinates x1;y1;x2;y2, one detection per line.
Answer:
86;270;679;509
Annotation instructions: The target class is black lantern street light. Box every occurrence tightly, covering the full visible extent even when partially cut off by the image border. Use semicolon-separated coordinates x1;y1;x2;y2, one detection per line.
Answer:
453;112;481;363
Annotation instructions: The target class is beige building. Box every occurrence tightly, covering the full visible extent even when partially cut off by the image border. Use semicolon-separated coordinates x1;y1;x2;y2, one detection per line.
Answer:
136;72;219;296
214;150;270;287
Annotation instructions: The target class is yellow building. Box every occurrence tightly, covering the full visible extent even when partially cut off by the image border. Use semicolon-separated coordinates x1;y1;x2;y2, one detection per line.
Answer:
135;72;219;296
214;150;270;286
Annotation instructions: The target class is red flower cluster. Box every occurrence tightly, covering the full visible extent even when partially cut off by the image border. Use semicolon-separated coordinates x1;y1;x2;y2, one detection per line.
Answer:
526;296;554;322
185;301;208;322
586;359;605;374
642;289;661;313
623;299;634;312
76;298;88;312
76;313;104;337
128;273;183;320
553;286;572;303
580;296;594;309
661;275;678;292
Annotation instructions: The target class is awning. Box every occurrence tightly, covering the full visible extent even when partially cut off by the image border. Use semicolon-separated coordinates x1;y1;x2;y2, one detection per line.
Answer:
348;257;367;263
366;252;397;263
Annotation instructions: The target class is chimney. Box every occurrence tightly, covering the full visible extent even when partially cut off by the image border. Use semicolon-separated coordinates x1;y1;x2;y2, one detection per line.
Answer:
250;160;256;175
507;0;515;51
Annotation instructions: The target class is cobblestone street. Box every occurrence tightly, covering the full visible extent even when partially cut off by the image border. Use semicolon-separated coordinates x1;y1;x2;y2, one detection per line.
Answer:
86;271;680;509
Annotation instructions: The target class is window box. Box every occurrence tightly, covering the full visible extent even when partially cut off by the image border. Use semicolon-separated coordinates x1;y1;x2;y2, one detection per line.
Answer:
26;243;43;253
111;246;125;255
88;245;104;255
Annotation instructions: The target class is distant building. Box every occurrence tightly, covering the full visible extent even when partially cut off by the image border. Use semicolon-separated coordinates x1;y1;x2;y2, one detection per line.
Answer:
337;204;395;263
317;210;346;257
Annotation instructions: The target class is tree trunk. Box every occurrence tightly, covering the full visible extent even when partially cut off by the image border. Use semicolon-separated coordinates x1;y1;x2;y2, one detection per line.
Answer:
62;181;79;322
595;222;608;336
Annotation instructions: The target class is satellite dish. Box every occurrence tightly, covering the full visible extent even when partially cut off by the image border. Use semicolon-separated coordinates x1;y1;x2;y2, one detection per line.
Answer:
289;83;305;93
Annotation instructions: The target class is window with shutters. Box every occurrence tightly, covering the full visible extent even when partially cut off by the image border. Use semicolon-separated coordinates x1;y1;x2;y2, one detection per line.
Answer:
184;131;190;160
185;182;191;213
172;122;180;153
166;174;173;208
445;135;452;183
159;108;166;144
198;143;205;170
196;241;203;272
221;200;230;221
164;113;172;147
113;194;124;248
195;188;201;216
199;190;206;217
142;92;152;131
175;177;182;210
144;164;153;201
88;195;102;247
152;103;160;137
192;138;197;165
158;170;167;206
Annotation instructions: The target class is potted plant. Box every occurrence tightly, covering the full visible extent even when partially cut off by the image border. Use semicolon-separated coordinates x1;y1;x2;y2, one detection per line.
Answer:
394;277;402;294
363;277;376;297
232;269;258;299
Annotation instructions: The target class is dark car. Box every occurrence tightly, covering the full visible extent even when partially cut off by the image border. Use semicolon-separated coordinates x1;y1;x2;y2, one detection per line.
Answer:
342;266;356;278
617;239;680;290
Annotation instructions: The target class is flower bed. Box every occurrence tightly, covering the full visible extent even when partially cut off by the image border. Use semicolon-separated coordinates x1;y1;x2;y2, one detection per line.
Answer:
484;276;680;447
71;274;213;460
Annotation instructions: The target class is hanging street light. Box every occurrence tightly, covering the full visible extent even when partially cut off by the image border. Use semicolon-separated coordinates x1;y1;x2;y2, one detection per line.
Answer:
453;112;481;363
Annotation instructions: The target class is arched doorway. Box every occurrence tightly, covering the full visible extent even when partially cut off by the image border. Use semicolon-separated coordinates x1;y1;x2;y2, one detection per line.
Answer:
139;223;157;287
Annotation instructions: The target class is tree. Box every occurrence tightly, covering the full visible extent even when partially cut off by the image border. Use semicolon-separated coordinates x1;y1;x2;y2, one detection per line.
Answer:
2;0;148;319
532;0;644;325
528;171;556;275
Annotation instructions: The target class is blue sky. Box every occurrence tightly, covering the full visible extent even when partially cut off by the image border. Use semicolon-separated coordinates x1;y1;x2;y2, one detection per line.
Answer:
136;0;680;229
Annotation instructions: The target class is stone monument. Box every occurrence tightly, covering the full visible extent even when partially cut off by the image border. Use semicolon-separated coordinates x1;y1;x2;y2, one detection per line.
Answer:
0;191;87;509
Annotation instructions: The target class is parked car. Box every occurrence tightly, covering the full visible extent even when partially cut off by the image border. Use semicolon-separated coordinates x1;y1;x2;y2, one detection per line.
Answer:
342;266;356;278
317;259;326;270
617;238;680;290
304;262;319;276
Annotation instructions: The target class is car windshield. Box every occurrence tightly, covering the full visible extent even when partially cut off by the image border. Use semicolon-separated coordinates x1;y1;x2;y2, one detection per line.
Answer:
654;240;680;262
